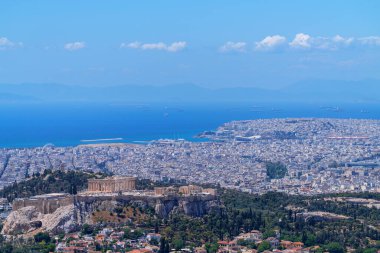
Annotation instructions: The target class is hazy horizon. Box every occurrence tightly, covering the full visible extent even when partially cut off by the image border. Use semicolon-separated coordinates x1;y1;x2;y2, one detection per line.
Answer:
1;0;380;90
1;79;380;105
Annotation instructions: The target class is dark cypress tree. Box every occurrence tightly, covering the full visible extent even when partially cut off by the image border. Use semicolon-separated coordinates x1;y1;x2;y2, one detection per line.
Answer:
302;231;308;243
164;240;170;253
71;184;77;195
155;221;159;233
288;209;293;221
159;237;165;253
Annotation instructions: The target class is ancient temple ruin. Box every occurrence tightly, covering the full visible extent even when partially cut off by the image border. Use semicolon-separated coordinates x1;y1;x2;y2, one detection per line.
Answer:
87;176;136;192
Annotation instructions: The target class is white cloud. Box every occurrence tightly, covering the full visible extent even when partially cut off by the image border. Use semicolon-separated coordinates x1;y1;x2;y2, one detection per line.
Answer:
289;34;355;50
64;41;86;51
120;41;141;49
255;35;286;51
219;41;247;52
0;37;22;50
0;37;14;48
313;35;354;50
358;36;380;46
121;41;187;52
289;33;312;48
332;35;354;45
141;42;167;50
166;41;187;52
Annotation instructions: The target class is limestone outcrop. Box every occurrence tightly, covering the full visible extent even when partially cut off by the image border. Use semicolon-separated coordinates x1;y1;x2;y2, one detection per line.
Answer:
1;194;220;236
2;205;79;235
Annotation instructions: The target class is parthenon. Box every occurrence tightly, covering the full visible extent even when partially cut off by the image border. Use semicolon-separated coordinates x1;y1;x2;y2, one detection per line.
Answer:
87;176;136;192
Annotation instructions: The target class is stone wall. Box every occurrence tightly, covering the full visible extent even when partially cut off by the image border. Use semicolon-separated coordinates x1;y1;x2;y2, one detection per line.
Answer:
154;187;176;196
155;185;217;196
12;193;73;214
179;185;203;195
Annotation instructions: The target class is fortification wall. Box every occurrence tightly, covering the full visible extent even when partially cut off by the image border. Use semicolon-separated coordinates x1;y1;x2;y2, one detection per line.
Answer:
11;189;218;218
12;195;74;214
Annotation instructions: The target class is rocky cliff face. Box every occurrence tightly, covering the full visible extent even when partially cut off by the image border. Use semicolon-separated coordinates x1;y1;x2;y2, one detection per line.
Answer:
1;205;79;236
1;194;220;236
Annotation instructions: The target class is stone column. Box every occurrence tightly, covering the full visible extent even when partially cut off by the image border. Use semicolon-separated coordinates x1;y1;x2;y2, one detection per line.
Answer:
131;180;134;190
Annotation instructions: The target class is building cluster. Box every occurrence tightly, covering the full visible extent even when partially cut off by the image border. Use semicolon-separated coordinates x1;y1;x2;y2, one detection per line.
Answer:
1;118;380;195
53;225;315;253
216;229;313;253
55;227;162;253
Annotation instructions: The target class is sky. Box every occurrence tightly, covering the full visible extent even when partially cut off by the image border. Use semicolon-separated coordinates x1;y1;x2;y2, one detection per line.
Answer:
1;0;380;89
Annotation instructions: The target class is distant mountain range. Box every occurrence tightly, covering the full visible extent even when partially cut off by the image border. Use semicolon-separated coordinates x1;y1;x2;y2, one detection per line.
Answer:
0;79;379;104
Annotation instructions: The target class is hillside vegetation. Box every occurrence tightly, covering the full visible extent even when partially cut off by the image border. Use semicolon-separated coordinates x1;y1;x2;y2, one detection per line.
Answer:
0;170;106;202
2;172;380;251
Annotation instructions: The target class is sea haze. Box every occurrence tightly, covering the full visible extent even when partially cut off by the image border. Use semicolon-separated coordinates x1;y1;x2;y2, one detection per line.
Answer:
1;79;380;104
1;102;380;148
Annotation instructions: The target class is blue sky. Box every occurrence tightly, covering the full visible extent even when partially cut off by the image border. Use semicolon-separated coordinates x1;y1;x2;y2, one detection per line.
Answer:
1;0;380;88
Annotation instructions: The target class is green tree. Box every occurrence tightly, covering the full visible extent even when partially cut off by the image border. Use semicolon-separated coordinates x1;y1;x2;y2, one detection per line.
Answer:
159;237;166;253
205;242;219;253
0;244;13;253
265;162;288;180
34;232;51;243
363;249;377;253
114;207;124;215
81;224;93;235
164;240;170;253
258;241;271;252
305;234;316;247
326;242;345;253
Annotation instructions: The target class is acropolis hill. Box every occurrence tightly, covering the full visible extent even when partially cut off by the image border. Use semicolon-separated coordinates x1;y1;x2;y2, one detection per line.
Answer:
2;176;219;236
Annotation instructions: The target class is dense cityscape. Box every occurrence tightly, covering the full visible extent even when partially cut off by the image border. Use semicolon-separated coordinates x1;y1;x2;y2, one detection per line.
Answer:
1;118;380;195
2;1;380;252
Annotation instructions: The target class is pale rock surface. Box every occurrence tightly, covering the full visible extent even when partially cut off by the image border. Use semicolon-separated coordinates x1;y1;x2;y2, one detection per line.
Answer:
1;204;78;235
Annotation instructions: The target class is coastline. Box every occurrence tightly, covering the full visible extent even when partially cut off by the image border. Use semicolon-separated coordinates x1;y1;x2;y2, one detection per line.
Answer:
1;102;380;149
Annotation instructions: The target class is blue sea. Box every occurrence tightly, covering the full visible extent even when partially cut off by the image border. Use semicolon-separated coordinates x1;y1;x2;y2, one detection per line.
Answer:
1;102;380;148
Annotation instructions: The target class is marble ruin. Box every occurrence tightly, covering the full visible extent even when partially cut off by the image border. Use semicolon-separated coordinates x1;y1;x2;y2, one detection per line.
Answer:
154;185;217;196
10;176;217;216
87;176;136;192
